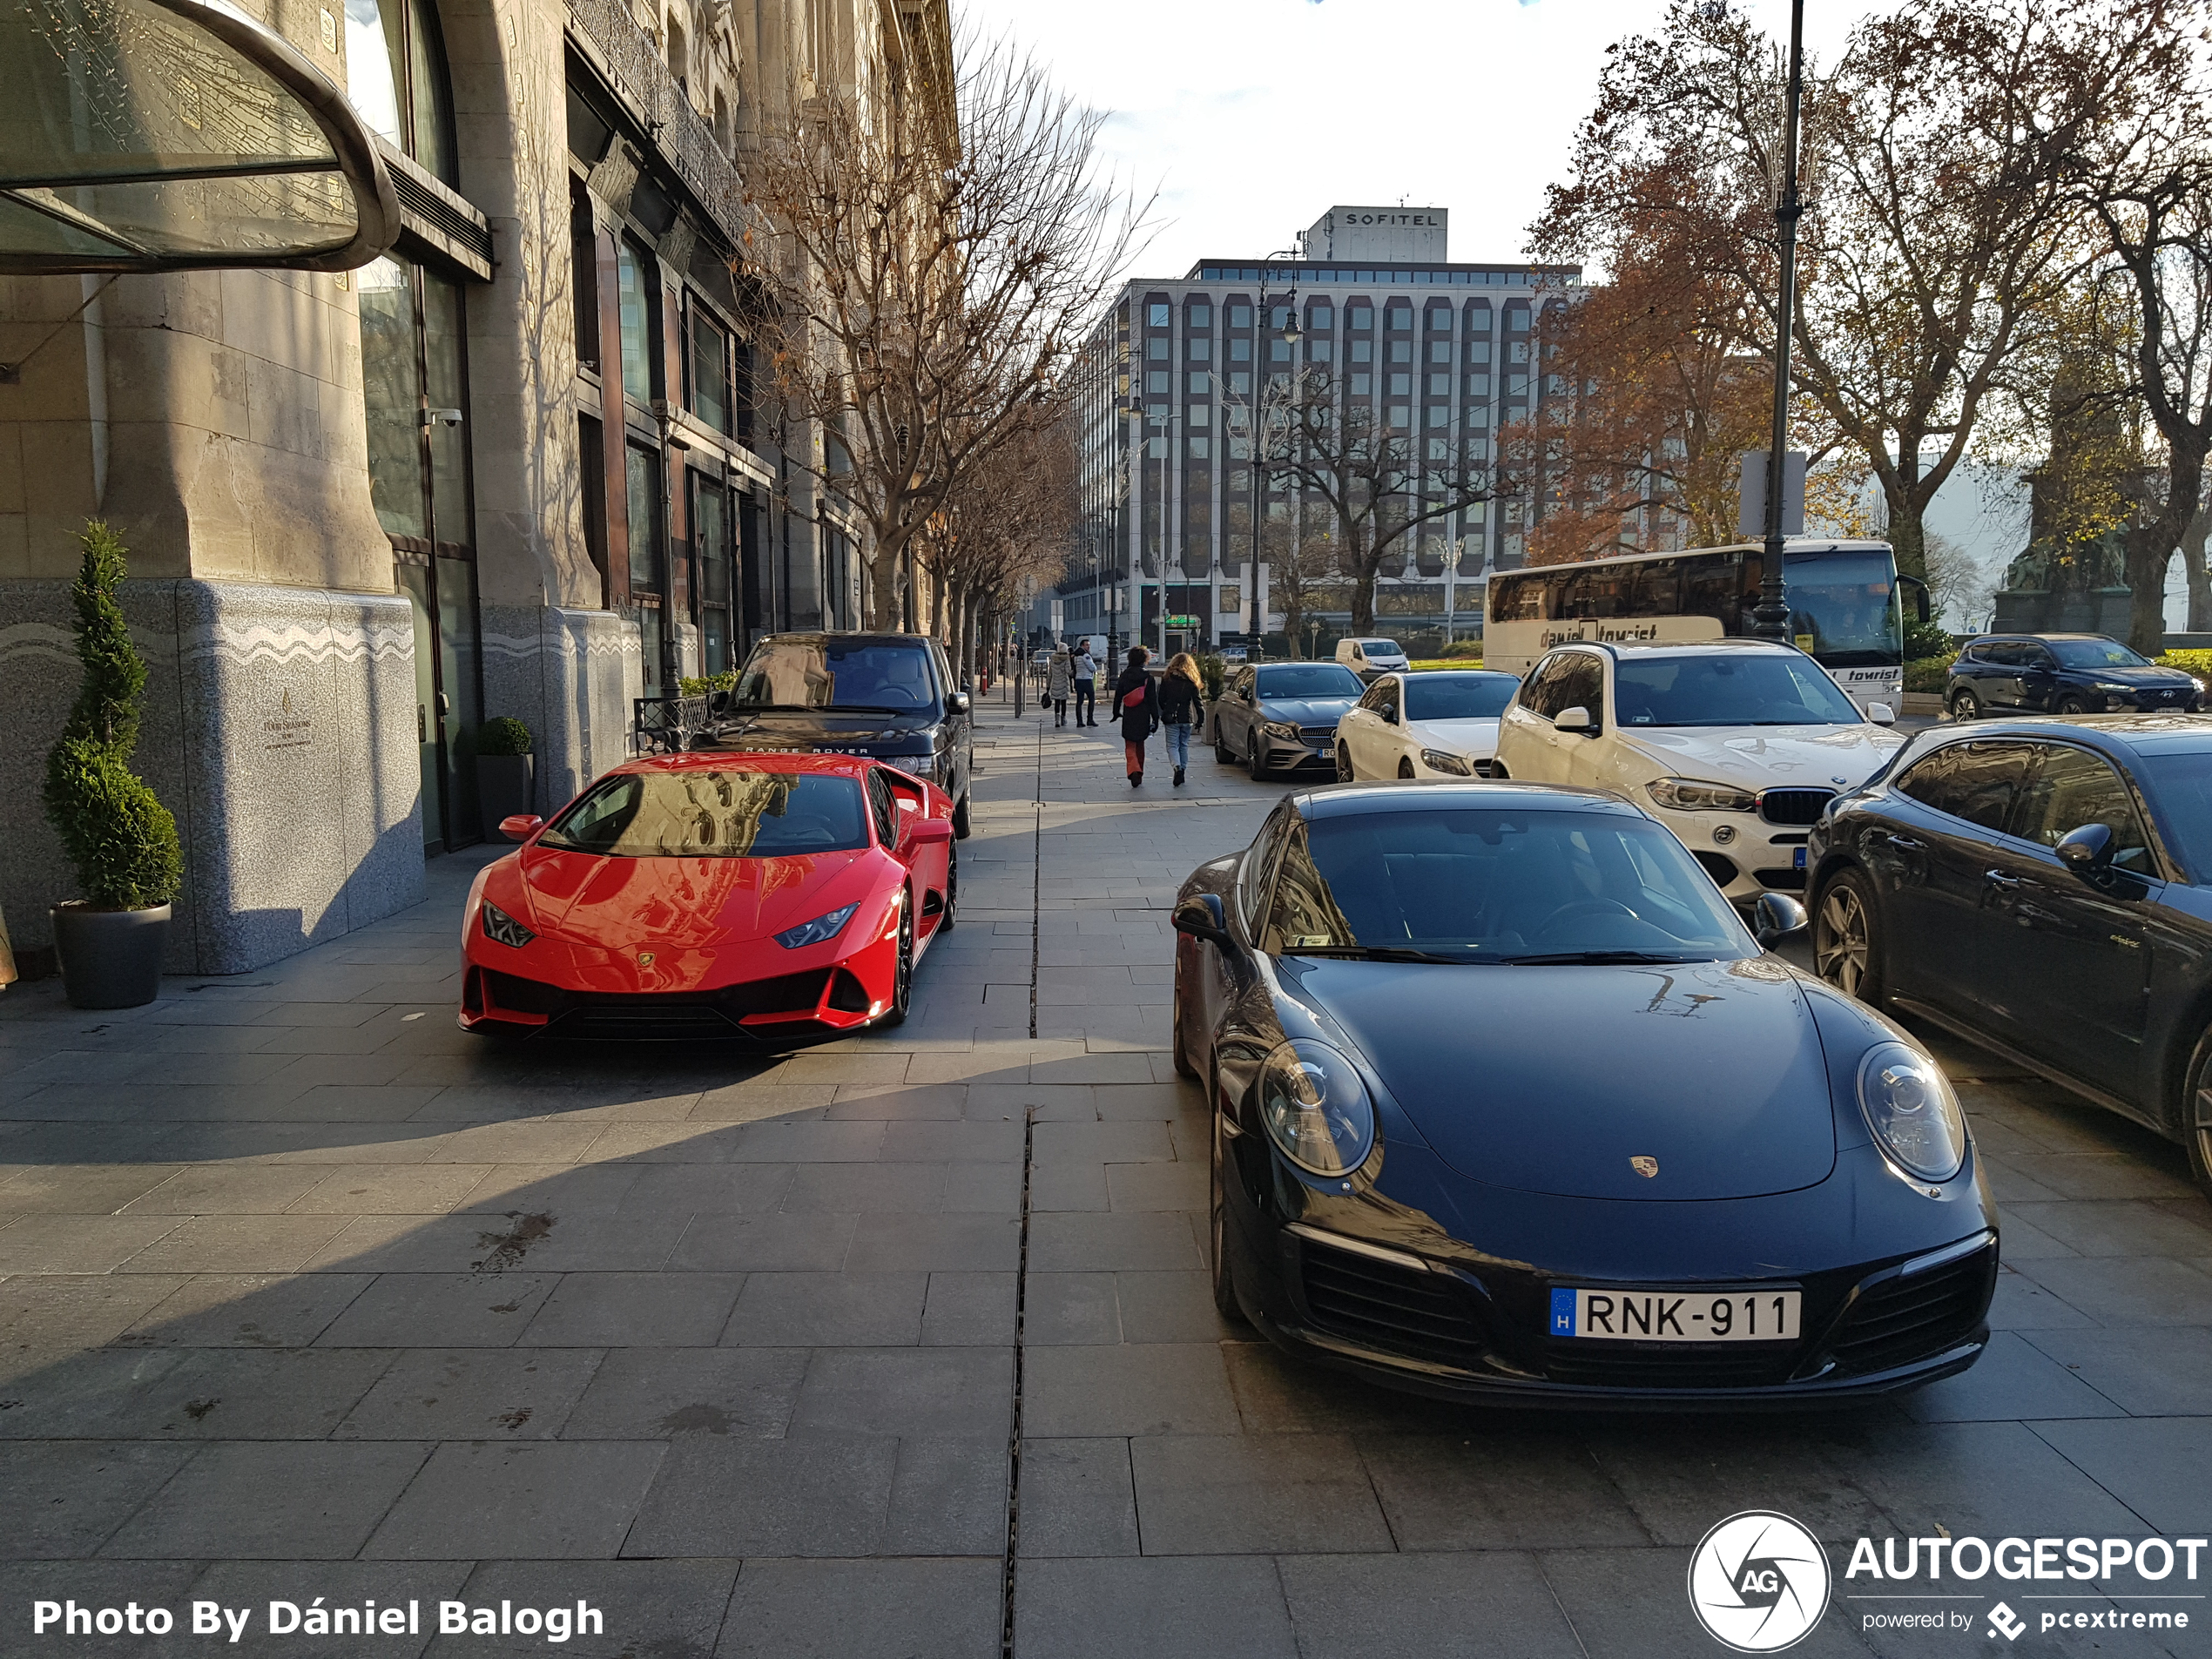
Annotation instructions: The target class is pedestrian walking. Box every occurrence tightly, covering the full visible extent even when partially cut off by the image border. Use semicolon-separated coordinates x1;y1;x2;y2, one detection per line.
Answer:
1071;641;1098;726
1113;646;1158;787
1158;651;1204;787
1044;643;1072;726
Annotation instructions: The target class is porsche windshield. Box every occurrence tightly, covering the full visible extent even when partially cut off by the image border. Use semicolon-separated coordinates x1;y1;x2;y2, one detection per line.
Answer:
1265;806;1753;961
1614;652;1863;727
539;771;870;857
731;637;940;712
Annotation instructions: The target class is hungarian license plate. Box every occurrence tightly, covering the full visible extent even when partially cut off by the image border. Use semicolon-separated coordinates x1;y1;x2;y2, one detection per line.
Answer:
1550;1287;1801;1342
1793;846;1808;869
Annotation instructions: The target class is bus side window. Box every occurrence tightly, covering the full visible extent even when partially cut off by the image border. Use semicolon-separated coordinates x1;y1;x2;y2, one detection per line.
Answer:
1683;557;1740;632
1632;568;1680;617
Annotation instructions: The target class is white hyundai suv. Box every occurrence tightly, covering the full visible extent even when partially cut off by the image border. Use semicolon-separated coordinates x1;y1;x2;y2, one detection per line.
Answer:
1489;639;1907;905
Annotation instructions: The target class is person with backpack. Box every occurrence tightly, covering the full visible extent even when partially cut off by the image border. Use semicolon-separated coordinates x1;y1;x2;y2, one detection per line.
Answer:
1071;642;1098;726
1044;644;1073;727
1157;652;1204;788
1112;646;1158;787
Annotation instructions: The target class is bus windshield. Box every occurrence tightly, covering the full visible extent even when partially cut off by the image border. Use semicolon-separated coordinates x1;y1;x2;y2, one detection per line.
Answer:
1784;552;1900;668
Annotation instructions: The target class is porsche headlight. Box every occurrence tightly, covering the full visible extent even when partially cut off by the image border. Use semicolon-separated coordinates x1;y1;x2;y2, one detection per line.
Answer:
1857;1041;1966;1182
1647;777;1757;813
775;902;861;949
1420;748;1474;776
480;901;536;948
1258;1039;1375;1177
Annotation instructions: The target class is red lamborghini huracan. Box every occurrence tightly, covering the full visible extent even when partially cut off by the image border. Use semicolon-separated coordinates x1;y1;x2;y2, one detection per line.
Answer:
458;752;956;1042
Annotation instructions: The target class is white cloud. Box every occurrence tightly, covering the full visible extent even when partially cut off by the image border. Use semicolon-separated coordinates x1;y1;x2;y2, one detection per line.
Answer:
961;0;1875;282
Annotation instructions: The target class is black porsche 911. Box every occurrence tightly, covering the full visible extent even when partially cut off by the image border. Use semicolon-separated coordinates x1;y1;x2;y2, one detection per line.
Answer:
1171;782;1997;1406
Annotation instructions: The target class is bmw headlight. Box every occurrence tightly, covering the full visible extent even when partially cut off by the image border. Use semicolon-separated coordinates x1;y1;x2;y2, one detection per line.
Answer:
1857;1041;1966;1182
1258;1039;1376;1177
1260;720;1301;741
1420;748;1474;776
480;901;536;948
1647;777;1757;813
774;902;860;949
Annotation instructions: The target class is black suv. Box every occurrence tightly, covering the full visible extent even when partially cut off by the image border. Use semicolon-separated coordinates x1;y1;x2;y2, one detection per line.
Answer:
1946;633;2200;720
704;633;974;836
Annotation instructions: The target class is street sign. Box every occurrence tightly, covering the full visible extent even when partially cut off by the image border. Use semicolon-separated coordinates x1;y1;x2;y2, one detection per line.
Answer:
1164;614;1200;627
1737;451;1807;538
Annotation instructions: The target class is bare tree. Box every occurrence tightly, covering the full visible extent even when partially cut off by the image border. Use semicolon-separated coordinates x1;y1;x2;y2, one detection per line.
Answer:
737;27;1150;631
916;401;1076;679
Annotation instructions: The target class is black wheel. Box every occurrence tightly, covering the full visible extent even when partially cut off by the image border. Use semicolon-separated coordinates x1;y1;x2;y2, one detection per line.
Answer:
1248;738;1271;783
881;893;914;1027
1209;1085;1249;1324
952;792;972;840
1397;756;1416;779
1171;974;1196;1078
939;846;958;931
1949;687;1981;721
1812;867;1885;1004
1216;725;1235;764
2180;1028;2212;1197
1335;744;1355;782
2054;693;2090;717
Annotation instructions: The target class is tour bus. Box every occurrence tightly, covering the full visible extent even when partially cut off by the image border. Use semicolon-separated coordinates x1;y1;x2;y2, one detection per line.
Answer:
1482;539;1929;713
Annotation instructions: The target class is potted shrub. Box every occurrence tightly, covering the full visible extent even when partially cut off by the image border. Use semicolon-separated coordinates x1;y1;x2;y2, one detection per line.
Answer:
475;716;536;840
43;521;184;1009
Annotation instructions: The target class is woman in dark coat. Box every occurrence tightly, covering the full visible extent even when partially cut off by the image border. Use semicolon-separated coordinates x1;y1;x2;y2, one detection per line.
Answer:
1112;646;1159;787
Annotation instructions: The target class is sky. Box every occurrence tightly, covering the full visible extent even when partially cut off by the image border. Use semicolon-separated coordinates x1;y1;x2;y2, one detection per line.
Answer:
960;0;1870;282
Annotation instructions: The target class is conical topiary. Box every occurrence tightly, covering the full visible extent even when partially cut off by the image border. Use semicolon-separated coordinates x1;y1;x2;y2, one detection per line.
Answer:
42;521;183;911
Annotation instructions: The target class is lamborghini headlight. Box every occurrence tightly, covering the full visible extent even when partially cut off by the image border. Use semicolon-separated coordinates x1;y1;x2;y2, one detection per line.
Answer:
1857;1040;1966;1183
1258;1039;1376;1178
774;902;860;950
480;902;536;948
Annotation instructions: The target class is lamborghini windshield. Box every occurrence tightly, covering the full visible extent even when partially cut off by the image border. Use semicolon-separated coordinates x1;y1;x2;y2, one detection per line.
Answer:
539;771;870;857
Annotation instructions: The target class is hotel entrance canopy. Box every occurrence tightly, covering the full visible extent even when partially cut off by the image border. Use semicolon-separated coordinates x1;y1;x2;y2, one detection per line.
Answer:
1;0;398;273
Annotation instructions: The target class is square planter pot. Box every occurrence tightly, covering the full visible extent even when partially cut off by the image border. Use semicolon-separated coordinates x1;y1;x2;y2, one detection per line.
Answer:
476;753;536;842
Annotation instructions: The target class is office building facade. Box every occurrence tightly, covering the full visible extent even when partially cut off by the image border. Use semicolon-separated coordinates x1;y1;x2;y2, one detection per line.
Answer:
1055;208;1578;659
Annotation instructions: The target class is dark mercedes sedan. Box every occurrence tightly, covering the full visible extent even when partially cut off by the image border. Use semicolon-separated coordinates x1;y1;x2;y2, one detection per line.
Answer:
1173;782;1996;1406
1809;714;2212;1193
1210;661;1366;780
705;633;974;836
1946;633;2200;720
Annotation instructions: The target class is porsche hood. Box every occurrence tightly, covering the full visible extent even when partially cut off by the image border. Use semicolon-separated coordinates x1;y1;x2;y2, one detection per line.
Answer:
1301;956;1838;1201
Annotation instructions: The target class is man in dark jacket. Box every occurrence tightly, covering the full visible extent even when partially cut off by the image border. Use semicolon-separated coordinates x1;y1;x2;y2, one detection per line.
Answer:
1112;647;1158;787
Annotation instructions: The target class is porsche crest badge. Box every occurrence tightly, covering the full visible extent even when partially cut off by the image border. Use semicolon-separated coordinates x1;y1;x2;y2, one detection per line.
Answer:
1630;1156;1659;1179
637;952;657;967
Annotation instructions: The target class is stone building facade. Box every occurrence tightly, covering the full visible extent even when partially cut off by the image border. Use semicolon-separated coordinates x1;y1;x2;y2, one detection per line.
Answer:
1055;209;1578;660
1;0;947;974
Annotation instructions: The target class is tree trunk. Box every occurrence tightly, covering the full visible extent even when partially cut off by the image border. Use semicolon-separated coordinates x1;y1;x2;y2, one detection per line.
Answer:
1881;488;1930;583
2126;540;2174;658
2184;502;2211;633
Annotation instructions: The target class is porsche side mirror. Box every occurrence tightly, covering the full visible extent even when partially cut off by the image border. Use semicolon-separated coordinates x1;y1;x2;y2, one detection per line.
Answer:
499;814;544;843
1172;893;1230;945
1554;706;1593;733
1867;702;1896;726
1752;891;1809;948
909;818;954;846
949;691;972;715
2055;821;2113;876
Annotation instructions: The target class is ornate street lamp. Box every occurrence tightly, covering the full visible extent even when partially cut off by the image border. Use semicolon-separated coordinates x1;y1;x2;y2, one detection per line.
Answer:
1750;0;1808;642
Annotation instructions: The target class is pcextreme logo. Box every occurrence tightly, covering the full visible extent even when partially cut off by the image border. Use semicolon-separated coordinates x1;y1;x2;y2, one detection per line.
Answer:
1687;1510;1832;1652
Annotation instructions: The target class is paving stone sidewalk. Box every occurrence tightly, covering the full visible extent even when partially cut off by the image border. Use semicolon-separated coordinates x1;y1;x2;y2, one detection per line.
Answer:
3;692;2211;1656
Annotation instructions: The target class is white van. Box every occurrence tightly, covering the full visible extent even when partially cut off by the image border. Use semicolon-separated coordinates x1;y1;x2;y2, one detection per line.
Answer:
1335;637;1410;683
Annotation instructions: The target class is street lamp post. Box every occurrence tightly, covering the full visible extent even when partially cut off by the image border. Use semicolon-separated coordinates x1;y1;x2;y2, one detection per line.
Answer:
1750;0;1808;644
1243;249;1302;658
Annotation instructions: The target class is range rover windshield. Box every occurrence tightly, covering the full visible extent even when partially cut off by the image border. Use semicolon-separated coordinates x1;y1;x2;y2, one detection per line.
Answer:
731;637;941;714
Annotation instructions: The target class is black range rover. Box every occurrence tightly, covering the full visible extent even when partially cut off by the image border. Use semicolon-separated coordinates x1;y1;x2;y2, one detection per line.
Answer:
705;633;975;836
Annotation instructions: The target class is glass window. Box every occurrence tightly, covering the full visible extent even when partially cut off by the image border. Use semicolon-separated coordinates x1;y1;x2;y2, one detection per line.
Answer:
1189;338;1211;361
1390;341;1412;363
1188;372;1209;394
1555;656;1604;723
1308;305;1333;329
1781;551;1901;668
1271;339;1291;361
1230;338;1251;362
1611;652;1860;728
346;0;455;183
1149;302;1170;327
1238;805;1292;927
731;635;942;713
2133;749;2212;880
1469;340;1492;364
1147;370;1169;395
541;769;869;857
2015;745;2154;870
1404;674;1518;721
1386;305;1411;330
625;444;661;596
690;306;730;434
358;256;426;540
2048;637;2153;669
617;242;655;406
1308;340;1332;362
422;269;469;543
1350;339;1372;363
1149;338;1169;361
1426;309;1452;332
1229;305;1253;328
1896;740;2034;833
1188;303;1211;327
1351;373;1372;395
1268;806;1750;959
1390;373;1412;396
1349;306;1372;329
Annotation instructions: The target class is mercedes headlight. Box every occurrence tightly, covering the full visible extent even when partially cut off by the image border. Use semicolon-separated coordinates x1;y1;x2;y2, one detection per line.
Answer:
1420;748;1474;776
774;902;860;949
1647;777;1757;813
1260;720;1301;741
1258;1039;1376;1177
480;902;536;948
1857;1041;1966;1182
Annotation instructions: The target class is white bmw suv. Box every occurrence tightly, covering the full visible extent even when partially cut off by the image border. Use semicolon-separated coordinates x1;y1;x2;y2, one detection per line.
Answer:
1489;639;1907;905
